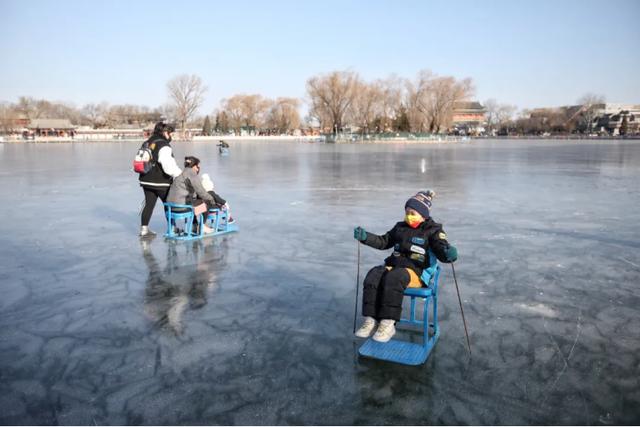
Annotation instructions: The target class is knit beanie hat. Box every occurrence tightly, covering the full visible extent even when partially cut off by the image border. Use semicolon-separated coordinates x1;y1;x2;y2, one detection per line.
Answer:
405;190;435;219
201;173;214;192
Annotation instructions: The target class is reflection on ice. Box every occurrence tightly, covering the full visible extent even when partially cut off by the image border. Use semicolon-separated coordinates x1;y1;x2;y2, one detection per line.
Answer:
142;239;226;335
516;303;558;318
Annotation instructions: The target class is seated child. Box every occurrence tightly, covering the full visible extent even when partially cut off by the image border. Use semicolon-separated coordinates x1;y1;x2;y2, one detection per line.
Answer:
200;173;234;224
353;190;458;342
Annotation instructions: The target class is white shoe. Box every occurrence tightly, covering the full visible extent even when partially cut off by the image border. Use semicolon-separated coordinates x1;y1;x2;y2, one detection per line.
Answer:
373;319;396;343
355;316;377;338
202;225;215;234
139;226;156;237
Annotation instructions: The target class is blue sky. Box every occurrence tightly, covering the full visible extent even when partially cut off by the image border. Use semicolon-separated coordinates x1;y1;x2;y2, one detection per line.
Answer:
1;0;639;114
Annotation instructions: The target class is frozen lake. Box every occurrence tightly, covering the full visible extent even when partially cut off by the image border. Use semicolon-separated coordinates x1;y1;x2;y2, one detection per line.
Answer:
0;139;639;425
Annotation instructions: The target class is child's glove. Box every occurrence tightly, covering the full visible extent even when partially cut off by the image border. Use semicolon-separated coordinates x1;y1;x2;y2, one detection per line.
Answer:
353;227;367;242
445;245;458;262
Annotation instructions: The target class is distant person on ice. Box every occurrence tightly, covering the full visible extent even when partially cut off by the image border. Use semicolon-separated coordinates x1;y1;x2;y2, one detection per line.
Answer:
138;122;181;237
167;156;217;234
217;140;229;155
353;190;458;342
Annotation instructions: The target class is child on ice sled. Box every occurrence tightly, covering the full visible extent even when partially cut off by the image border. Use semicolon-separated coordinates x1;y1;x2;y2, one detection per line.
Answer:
200;173;235;224
353;190;458;342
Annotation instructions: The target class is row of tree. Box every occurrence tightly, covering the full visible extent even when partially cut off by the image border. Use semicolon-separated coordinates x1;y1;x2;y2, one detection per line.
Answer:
170;70;476;136
1;70;475;135
305;70;474;134
0;97;169;130
482;94;608;135
1;72;612;136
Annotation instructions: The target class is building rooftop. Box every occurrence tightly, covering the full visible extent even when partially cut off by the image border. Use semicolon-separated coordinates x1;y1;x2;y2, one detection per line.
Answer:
28;118;75;129
454;101;485;111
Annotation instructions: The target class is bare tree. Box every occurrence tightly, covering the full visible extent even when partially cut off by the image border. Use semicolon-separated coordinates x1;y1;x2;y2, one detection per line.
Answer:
485;99;517;134
496;104;517;129
167;74;207;136
220;94;271;134
425;76;474;133
406;70;474;133
577;93;605;134
0;102;17;134
220;96;244;134
483;99;500;132
158;103;177;124
16;97;39;121
82;102;109;128
349;80;383;135
377;75;404;132
265;97;301;134
405;70;433;132
306;70;360;133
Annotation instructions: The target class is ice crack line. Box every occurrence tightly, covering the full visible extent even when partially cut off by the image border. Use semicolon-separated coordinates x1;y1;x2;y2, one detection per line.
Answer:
620;257;640;270
540;309;582;408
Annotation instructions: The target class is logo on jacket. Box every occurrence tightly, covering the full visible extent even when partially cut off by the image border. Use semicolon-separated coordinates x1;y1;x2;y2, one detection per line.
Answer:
410;245;426;255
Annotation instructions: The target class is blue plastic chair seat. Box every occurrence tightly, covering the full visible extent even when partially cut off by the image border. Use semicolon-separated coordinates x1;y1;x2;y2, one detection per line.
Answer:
164;202;203;241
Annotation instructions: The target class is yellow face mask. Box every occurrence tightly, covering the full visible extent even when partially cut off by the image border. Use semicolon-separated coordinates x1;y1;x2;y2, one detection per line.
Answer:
405;213;424;229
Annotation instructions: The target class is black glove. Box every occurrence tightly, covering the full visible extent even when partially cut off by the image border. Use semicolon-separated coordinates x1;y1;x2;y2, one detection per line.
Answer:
445;245;458;262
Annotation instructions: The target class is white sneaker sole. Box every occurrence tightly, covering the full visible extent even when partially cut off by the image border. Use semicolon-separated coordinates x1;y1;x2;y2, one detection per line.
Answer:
372;329;395;343
355;329;375;338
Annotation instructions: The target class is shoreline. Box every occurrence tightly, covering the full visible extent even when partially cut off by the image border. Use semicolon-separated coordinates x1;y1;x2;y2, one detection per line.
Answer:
1;135;638;144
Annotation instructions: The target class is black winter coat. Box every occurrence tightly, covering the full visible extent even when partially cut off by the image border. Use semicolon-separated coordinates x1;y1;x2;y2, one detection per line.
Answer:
362;217;453;275
138;135;173;187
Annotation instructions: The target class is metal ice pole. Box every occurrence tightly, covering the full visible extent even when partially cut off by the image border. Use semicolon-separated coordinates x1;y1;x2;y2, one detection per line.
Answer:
451;262;472;357
353;241;361;333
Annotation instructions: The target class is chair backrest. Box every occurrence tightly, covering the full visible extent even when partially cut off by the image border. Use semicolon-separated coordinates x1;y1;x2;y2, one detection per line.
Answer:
419;251;440;287
164;202;193;211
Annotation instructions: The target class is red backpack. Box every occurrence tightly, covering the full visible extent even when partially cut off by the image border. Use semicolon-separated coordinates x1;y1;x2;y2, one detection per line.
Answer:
133;141;154;174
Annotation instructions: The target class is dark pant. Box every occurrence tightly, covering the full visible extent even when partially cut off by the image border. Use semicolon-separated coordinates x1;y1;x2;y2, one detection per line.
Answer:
362;266;411;321
141;186;169;226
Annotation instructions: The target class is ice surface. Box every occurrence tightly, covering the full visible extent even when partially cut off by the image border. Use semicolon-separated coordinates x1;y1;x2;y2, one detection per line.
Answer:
0;139;639;424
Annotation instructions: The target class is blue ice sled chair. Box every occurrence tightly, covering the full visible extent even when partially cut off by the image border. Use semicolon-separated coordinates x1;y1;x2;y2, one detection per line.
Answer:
163;202;205;241
358;253;441;366
163;203;238;241
205;207;238;235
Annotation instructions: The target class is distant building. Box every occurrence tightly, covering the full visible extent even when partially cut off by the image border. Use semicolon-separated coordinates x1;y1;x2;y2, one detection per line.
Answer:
452;101;486;134
75;126;146;140
1;112;29;133
28;118;76;137
524;103;640;135
592;104;640;135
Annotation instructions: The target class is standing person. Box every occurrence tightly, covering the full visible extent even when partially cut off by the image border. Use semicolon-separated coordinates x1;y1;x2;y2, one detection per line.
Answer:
353;190;458;342
139;122;182;237
167;156;217;234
